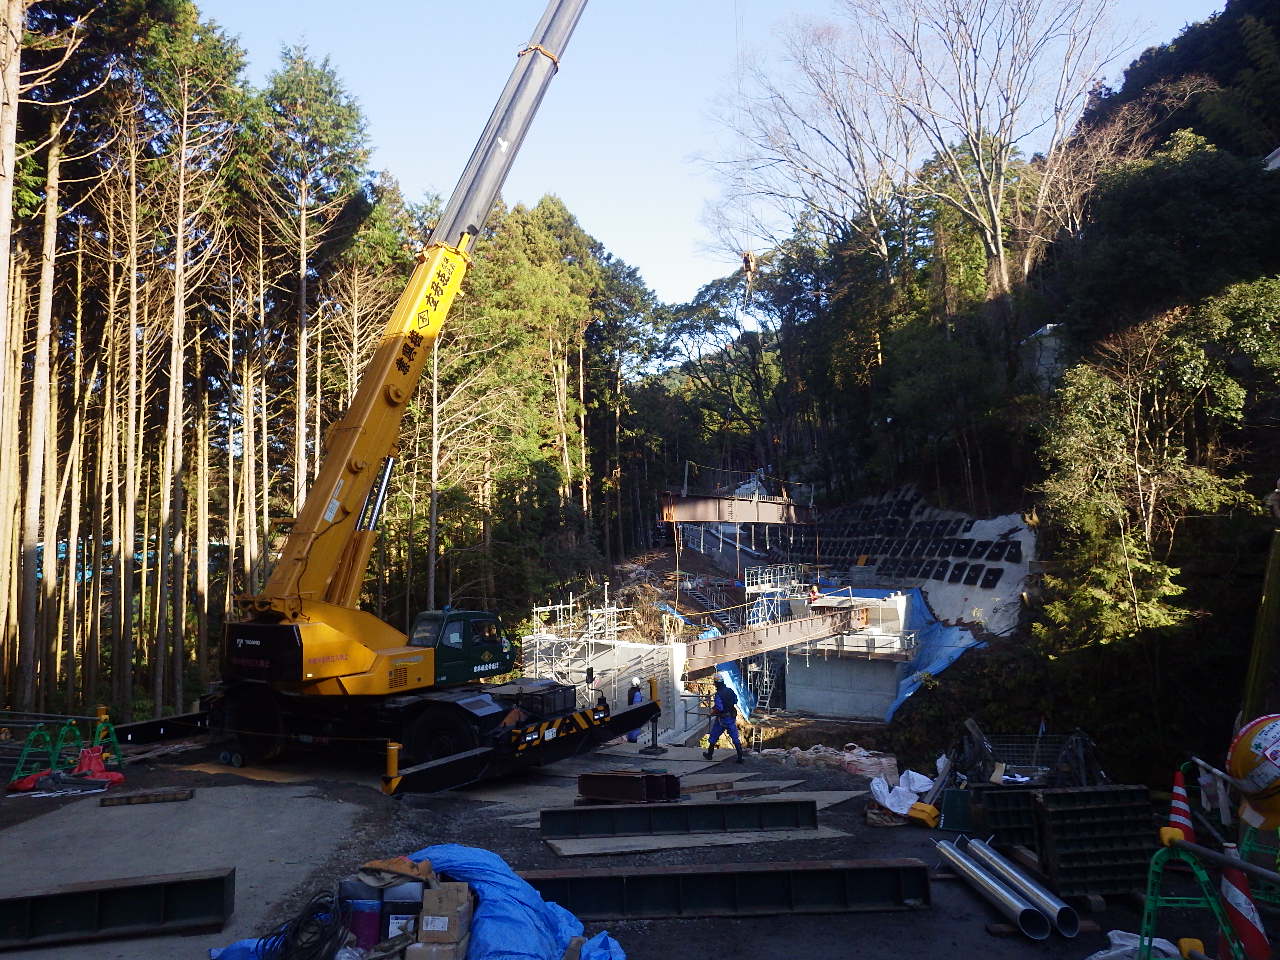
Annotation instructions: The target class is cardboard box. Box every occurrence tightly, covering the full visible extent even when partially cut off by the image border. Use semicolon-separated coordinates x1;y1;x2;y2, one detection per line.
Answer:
383;879;425;939
417;882;473;943
406;934;470;959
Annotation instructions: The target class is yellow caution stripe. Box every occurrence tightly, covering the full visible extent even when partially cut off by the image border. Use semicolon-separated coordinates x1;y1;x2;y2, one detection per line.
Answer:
511;709;602;752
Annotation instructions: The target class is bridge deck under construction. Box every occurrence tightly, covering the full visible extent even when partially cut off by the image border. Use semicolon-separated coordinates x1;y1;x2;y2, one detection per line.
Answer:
662;492;812;525
684;610;862;675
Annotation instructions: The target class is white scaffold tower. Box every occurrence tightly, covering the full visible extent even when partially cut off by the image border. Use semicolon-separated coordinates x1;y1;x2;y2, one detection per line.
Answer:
522;586;690;737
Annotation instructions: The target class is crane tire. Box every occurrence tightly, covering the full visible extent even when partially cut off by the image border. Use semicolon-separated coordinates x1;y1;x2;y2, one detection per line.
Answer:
223;684;286;762
404;709;479;765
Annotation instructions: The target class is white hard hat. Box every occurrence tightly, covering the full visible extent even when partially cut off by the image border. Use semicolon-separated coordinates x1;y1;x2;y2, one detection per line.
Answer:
631;676;642;686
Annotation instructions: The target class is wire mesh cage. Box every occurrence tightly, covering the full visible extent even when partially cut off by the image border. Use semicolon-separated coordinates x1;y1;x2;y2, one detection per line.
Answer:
986;734;1071;768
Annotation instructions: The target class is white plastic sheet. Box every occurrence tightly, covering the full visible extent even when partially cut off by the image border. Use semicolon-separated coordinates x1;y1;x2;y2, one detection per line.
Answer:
870;775;919;815
901;770;933;793
1083;931;1178;960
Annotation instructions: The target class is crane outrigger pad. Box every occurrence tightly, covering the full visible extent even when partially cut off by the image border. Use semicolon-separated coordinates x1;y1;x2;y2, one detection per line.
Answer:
386;700;660;794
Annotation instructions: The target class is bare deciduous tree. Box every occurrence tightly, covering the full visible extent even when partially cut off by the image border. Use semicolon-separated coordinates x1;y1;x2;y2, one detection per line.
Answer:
717;0;1130;350
848;0;1127;298
713;19;922;282
1013;75;1216;262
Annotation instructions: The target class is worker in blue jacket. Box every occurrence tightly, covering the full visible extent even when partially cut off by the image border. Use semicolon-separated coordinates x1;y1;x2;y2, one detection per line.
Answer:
703;676;744;763
625;677;645;743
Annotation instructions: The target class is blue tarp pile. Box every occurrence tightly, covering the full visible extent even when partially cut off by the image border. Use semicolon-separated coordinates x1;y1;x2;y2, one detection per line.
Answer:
407;845;622;960
210;844;624;960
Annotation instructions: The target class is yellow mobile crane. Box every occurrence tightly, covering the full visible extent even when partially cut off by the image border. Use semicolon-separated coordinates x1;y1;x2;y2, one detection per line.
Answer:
214;0;658;791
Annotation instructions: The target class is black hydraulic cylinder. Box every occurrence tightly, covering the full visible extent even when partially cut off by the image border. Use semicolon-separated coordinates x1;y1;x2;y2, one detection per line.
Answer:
429;0;589;249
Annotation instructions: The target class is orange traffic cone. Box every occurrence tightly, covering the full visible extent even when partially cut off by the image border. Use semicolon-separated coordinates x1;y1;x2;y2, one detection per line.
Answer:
1220;843;1270;960
1167;770;1195;842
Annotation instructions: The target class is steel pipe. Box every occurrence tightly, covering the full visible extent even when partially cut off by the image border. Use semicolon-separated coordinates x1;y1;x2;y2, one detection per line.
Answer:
1173;838;1280;886
933;840;1051;941
1190;755;1251;792
963;838;1079;937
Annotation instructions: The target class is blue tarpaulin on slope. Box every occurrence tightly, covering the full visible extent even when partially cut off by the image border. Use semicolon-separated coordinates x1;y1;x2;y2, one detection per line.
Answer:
713;660;755;720
656;601;721;640
656;602;754;719
812;586;983;721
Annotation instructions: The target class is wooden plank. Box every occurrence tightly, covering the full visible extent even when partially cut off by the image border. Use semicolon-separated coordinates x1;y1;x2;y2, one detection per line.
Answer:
756;788;866;810
592;744;713;763
100;788;194;807
545;825;847;857
532;757;718;780
714;779;809;799
680;771;759;788
120;739;205;763
684;779;739;794
717;784;786;799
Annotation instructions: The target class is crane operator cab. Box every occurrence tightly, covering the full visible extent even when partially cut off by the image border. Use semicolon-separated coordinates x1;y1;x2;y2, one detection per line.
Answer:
408;610;517;685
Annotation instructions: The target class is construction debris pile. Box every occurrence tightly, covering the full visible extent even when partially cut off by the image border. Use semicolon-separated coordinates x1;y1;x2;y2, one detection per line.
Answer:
856;713;1280;960
757;742;898;777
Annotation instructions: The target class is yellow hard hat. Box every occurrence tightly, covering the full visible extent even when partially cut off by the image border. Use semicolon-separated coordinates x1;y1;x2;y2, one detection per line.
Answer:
1228;714;1280;829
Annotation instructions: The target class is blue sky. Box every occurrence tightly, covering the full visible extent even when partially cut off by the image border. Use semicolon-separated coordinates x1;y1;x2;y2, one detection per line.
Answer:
200;0;1226;305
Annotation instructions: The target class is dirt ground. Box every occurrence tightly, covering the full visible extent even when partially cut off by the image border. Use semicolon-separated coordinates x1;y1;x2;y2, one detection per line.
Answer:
0;740;1166;960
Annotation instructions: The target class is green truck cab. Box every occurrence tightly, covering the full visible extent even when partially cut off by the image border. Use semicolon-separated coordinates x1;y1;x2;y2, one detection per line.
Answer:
409;610;517;686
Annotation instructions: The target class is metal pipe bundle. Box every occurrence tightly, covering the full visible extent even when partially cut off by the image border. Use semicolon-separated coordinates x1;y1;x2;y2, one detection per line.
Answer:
933;839;1051;941
963;838;1079;937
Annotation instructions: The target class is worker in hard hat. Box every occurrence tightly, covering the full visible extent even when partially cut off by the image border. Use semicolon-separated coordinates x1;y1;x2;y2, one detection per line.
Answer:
704;676;744;763
625;677;645;743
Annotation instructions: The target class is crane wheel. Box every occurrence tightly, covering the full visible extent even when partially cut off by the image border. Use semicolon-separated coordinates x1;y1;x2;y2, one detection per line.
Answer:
404;710;479;765
222;684;286;762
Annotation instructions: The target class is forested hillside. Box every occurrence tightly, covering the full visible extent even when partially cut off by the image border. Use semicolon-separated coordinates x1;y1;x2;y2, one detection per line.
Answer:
621;0;1280;775
0;0;1276;774
0;1;658;719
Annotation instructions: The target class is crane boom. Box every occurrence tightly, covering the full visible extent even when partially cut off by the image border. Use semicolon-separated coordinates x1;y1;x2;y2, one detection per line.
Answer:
214;0;659;791
249;0;589;618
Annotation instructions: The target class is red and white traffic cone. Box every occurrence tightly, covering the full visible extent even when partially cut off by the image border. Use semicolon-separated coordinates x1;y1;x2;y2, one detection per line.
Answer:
1168;770;1196;842
1221;842;1270;960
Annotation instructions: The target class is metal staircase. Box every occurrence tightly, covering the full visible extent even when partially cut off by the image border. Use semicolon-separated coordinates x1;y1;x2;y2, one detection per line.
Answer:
683;583;742;633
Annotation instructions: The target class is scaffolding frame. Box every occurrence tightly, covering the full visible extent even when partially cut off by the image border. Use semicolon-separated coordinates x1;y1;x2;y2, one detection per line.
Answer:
524;592;680;727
